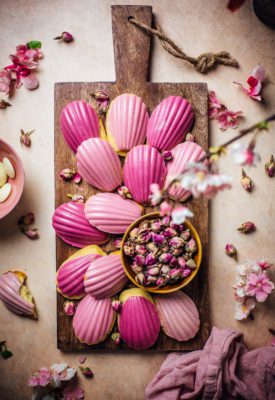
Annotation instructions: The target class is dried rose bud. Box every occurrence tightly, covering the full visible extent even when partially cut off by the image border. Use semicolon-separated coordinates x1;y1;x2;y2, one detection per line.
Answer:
160;265;170;275
112;300;121;313
161;245;169;253
163;227;178;238
225;243;237;259
135;244;147;256
0;99;11;109
79;366;93;378
135;273;145;285
131;262;143;275
237;221;256;234
241;169;253;192
146;242;159;255
185;238;197;253
161;150;173;161
152;233;165;246
146;266;160;276
169;237;184;249
123;243;135;256
172;247;183;256
134;255;145;266
129;227;139;239
54;31;74;42
20;129;34;147
182;268;191;278
185;133;195;142
137;231;151;244
184;253;192;261
169;269;181;279
60;168;75;181
67;194;85;203
73;172;82;184
145;274;157;285
170;256;178;267
151;220;162;232
63;300;76;316
180;229;191;241
92;90;110;114
178;257;187;268
162;215;171;226
20;227;39;240
156;276;166;287
111;332;121;346
265;155;275;177
145;253;156;266
159;253;172;263
140;220;151;229
18;212;35;226
117;185;132;199
186;259;197;269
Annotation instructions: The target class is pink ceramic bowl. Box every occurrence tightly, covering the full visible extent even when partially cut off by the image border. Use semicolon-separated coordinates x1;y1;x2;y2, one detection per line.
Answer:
0;138;24;219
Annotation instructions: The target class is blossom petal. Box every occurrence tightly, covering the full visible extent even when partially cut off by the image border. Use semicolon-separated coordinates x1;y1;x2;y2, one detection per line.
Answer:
21;72;39;90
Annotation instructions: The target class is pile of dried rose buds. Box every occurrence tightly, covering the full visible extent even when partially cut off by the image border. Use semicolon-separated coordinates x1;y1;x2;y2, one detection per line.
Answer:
123;215;198;288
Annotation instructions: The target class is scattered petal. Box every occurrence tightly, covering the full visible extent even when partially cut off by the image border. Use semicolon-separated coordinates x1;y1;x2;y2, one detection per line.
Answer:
159;201;172;216
216;109;243;130
79;366;93;378
20;227;39;240
72;172;82;184
78;355;86;364
234;66;265;101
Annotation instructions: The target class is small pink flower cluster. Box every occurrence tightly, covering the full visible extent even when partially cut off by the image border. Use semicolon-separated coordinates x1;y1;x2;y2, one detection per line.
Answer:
234;66;265;101
0;41;42;96
233;258;274;320
28;363;84;399
208;91;242;130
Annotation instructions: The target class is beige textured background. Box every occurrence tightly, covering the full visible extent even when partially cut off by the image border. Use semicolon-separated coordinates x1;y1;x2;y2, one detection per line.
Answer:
0;1;275;399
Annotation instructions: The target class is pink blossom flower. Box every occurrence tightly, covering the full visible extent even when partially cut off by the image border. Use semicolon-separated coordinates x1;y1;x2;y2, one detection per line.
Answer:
245;272;274;302
234;298;255;320
234;66;265;101
0;69;12;95
257;258;273;271
28;375;40;387
171;206;194;225
149;183;163;206
208;91;222;119
215;109;242;130
63;386;84;400
231;142;261;167
37;367;51;387
159;201;172;216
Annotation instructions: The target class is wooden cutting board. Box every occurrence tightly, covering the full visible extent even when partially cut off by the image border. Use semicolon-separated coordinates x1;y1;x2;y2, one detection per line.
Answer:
54;5;210;351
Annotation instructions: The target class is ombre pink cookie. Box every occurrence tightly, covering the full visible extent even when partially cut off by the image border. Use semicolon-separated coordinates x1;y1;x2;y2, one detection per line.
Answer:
52;201;109;248
154;290;200;341
60;100;100;153
106;94;149;154
76;138;122;191
123;145;167;204
165;142;206;201
84;253;128;298
0;271;37;318
147;96;194;151
84;193;142;234
73;295;115;345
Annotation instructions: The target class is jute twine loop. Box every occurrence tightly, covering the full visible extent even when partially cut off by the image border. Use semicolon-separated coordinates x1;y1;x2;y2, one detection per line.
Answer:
128;17;238;74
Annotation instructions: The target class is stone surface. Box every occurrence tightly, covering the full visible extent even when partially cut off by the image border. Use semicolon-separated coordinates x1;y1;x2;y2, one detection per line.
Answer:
0;0;274;399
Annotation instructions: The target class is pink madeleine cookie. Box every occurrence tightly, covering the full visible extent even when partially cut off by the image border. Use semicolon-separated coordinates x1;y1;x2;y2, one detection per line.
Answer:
106;93;149;154
61;100;100;153
154;290;200;341
85;193;142;234
52;201;109;248
73;295;115;345
147;96;194;151
123;145;166;204
76;138;122;191
84;253;128;298
165;142;206;202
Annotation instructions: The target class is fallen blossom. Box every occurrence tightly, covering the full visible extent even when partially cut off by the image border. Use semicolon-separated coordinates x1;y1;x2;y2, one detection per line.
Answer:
92;90;110;114
231;142;260;167
227;0;246;12
149;183;163;206
66;194;85;202
257;258;273;270
237;221;256;234
0;99;11;109
241;169;253;192
160;201;173;216
234;66;265;101
265;155;275;177
20;129;34;147
225;243;237;259
18;212;35;225
79;366;93;378
51;363;76;388
180;162;232;199
54;32;74;43
63;386;84;400
215;108;242;130
28;367;51;387
208;91;222;119
234;298;256;320
117;185;132;199
20;227;39;240
0;69;12;95
171;206;194;225
63;301;76;316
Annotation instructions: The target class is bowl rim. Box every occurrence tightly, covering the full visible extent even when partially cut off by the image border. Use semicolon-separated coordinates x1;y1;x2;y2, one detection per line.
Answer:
120;211;202;294
0;137;25;219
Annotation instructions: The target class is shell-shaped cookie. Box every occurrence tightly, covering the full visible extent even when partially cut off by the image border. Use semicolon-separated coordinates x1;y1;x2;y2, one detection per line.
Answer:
106;94;149;154
52;201;109;248
60;100;100;153
123;145;167;204
56;246;104;299
76;138;122;191
73;295;115;345
154;290;200;341
147;96;194;151
84;253;128;298
165;142;206;201
84;193;142;234
0;271;37;318
118;288;160;350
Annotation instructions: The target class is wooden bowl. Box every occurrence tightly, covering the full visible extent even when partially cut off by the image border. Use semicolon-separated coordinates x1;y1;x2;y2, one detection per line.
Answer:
120;212;202;294
0;138;25;219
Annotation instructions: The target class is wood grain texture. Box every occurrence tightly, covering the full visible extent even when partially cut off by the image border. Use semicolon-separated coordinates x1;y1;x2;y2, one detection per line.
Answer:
54;5;210;351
